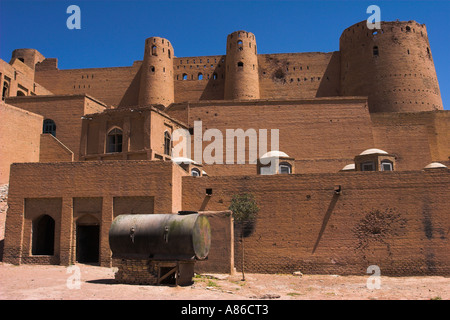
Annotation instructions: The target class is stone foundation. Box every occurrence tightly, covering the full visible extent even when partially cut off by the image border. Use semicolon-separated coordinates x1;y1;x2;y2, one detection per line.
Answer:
113;259;196;286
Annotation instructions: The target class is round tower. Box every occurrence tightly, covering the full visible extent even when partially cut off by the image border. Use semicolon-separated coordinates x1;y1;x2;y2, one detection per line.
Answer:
11;49;45;70
139;37;174;107
339;20;443;113
224;30;260;100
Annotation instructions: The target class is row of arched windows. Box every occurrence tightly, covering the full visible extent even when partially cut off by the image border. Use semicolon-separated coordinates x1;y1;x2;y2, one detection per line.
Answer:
178;73;218;81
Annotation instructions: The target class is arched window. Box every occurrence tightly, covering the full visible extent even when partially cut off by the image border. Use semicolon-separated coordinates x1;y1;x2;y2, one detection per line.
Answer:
151;45;157;56
43;119;56;137
237;40;243;51
279;163;292;174
406;26;411;32
32;215;55;255
2;82;9;100
107;128;123;153
373;46;379;57
191;168;201;176
381;160;393;171
16;90;26;96
150;66;155;72
198;73;203;80
182;73;188;80
213;73;218;80
237;61;244;68
164;131;172;156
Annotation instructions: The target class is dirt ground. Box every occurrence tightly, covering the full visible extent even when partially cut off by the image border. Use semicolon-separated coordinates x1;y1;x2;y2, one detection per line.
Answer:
0;262;448;300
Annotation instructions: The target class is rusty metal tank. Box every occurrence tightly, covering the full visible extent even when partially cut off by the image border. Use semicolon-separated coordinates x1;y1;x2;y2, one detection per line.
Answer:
109;213;211;261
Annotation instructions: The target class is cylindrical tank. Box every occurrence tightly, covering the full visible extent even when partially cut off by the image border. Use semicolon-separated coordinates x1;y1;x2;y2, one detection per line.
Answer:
138;37;175;107
109;213;211;260
339;20;443;113
224;30;260;100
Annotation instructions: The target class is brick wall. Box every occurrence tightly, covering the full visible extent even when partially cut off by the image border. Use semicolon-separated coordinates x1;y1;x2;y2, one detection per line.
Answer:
181;170;450;275
6;95;107;161
3;160;187;266
39;134;74;163
0;103;43;184
166;98;374;175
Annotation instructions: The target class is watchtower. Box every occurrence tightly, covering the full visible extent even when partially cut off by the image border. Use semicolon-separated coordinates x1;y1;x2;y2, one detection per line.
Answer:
339;21;443;113
224;30;260;100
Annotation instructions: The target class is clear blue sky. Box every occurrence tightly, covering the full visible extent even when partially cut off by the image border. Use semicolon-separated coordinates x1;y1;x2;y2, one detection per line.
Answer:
0;0;449;109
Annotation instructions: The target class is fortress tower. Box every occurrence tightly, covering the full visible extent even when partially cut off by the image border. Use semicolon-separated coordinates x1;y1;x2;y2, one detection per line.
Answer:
10;48;45;70
339;21;443;113
224;30;260;100
138;37;174;107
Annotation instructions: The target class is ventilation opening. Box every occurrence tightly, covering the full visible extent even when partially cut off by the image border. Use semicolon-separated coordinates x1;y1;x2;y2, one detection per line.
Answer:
373;46;379;57
237;61;244;69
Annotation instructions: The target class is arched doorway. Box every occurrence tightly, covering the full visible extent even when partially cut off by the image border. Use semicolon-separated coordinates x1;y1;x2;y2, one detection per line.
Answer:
76;215;100;264
32;215;55;255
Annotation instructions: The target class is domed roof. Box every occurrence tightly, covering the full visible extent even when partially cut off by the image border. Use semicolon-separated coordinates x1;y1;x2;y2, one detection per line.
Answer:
171;157;197;164
260;151;289;159
341;163;356;171
424;162;447;169
359;148;389;156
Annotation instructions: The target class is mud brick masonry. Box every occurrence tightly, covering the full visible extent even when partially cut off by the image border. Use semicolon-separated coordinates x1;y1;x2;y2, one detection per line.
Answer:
0;20;448;275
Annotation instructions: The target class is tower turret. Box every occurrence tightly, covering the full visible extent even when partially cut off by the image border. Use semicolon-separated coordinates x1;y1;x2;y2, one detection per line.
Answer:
339;20;443;113
139;37;174;107
224;30;260;100
10;48;45;70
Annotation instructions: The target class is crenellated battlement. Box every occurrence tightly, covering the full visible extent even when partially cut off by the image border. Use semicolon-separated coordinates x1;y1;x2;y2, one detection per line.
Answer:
9;20;442;113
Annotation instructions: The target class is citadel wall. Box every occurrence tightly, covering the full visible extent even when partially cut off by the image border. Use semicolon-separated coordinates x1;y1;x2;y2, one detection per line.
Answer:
181;170;450;275
166;97;375;175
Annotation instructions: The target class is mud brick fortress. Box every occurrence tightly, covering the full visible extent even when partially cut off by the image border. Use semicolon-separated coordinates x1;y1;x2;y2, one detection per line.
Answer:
0;20;448;275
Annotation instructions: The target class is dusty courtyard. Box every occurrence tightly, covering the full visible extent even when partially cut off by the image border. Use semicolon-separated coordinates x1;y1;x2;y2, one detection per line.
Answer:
0;262;448;300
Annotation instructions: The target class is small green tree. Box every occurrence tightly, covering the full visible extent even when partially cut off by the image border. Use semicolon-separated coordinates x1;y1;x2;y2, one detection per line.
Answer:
229;193;259;281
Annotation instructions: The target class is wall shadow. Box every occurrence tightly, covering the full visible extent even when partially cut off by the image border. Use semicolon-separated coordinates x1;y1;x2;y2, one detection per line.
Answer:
312;193;340;254
0;239;4;261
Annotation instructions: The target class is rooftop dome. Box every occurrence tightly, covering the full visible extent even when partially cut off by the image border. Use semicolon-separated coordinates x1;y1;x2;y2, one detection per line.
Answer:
341;163;356;171
424;162;447;169
260;151;289;159
171;157;197;164
359;148;389;156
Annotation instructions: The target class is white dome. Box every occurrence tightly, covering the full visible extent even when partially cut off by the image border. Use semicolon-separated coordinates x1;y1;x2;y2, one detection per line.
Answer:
171;157;197;164
260;151;289;159
341;163;355;171
359;148;388;156
424;162;447;169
